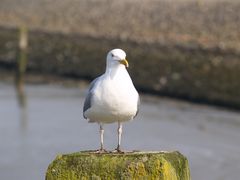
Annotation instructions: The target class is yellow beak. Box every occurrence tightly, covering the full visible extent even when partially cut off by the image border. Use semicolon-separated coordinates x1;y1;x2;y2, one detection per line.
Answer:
119;59;129;68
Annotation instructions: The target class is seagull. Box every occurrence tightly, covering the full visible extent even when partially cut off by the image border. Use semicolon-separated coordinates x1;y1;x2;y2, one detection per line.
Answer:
83;49;140;153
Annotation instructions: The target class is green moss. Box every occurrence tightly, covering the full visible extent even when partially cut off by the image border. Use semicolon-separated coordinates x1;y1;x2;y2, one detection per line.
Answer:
46;151;190;180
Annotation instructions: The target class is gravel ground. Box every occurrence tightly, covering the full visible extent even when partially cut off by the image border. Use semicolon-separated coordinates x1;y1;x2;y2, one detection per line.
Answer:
0;0;240;51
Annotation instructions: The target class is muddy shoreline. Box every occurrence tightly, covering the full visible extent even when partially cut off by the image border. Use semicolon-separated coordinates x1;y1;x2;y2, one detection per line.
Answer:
1;27;240;109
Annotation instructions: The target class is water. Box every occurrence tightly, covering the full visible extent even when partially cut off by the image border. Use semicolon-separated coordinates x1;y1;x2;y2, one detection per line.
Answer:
0;82;240;180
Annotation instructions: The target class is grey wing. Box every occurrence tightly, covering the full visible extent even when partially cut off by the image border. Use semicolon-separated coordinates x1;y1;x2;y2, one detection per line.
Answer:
83;77;99;119
134;94;140;118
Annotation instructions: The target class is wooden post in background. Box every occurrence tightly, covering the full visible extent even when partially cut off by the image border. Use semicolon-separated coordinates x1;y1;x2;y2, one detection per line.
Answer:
15;26;29;131
16;25;28;107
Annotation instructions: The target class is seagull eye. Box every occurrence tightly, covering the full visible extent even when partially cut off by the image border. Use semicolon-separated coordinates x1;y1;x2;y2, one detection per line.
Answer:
111;53;114;57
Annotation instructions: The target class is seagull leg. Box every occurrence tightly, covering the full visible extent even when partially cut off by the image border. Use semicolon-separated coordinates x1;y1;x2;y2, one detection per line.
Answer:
95;123;107;153
115;122;123;153
100;124;104;150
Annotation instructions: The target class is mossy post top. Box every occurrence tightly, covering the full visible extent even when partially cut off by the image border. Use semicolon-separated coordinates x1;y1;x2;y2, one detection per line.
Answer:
46;151;190;180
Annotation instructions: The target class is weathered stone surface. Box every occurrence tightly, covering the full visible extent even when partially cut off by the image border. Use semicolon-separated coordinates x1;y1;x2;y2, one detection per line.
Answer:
46;151;190;180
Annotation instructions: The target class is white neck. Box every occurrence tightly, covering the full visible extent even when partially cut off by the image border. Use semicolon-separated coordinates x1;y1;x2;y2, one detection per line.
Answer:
105;65;127;79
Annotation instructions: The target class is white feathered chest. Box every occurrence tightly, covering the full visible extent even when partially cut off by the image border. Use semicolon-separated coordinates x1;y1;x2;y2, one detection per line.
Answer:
87;67;139;123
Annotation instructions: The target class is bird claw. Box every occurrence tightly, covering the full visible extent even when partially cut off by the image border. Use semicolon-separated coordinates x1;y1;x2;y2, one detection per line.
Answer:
93;148;108;154
111;148;125;154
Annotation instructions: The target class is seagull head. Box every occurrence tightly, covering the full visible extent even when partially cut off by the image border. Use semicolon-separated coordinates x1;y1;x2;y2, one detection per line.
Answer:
106;49;129;68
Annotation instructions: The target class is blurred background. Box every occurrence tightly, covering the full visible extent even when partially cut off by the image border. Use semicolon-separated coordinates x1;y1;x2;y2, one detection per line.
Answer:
1;0;240;179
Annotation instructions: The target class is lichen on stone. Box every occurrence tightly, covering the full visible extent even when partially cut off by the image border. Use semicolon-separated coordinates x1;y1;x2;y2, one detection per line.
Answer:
46;151;190;180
